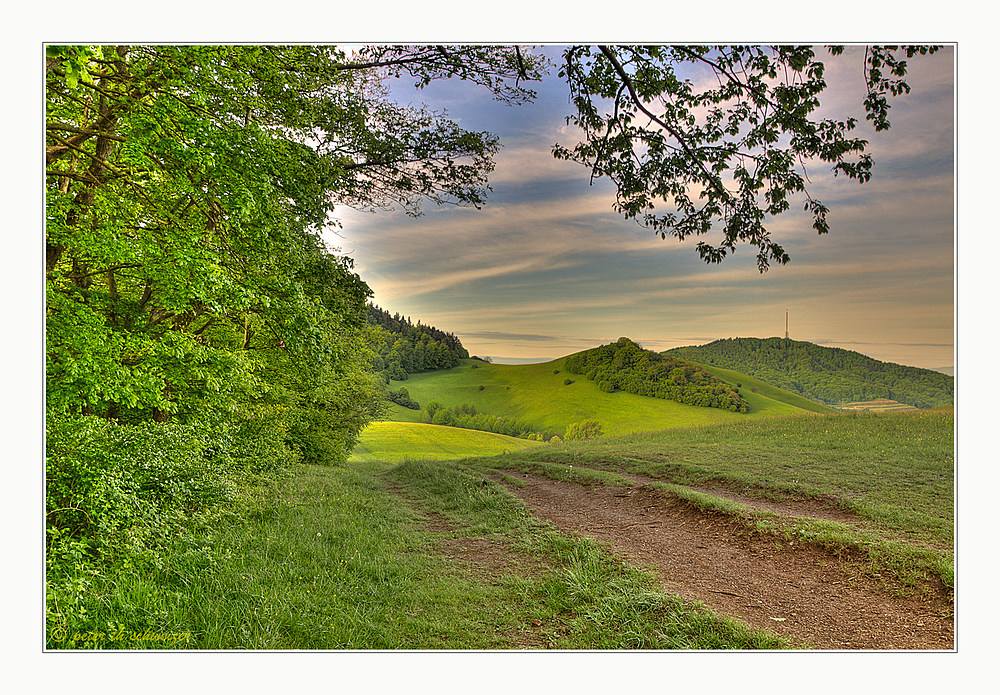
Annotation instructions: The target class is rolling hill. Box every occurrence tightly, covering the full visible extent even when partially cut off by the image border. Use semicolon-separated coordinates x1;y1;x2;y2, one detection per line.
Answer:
382;353;832;439
666;338;954;409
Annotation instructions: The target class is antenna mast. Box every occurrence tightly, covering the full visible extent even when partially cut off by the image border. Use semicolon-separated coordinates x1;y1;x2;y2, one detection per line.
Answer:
785;309;789;339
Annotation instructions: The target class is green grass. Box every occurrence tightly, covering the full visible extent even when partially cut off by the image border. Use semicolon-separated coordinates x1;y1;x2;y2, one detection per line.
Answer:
49;460;795;649
388;358;827;436
480;408;954;590
348;421;542;463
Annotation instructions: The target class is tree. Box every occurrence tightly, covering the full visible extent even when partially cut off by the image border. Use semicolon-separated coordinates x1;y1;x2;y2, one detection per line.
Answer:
565;419;603;441
553;45;939;270
45;45;541;442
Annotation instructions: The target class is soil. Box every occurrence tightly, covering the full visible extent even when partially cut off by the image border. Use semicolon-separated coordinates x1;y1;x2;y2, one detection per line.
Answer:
491;470;954;650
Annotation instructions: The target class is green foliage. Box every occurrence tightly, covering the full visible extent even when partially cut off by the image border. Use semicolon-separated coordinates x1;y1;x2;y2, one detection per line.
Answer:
554;45;939;270
667;338;954;408
45;45;542;644
45;411;297;633
386;386;420;410
366;304;470;381
564;338;748;412
565;419;603;441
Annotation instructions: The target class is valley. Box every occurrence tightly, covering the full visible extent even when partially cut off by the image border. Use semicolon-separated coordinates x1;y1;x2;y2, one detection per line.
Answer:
337;337;955;649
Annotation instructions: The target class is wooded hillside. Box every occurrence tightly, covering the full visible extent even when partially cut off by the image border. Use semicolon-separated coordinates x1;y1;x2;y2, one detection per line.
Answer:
366;304;470;380
565;338;748;412
666;338;953;408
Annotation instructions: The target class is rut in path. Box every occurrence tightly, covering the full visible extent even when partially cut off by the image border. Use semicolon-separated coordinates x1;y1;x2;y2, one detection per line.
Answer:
495;470;953;650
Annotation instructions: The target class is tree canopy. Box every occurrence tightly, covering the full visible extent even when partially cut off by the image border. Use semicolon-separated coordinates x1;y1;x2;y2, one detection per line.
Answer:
554;45;939;271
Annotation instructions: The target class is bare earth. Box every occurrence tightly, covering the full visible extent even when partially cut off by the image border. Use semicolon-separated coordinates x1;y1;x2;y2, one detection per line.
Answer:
493;470;954;650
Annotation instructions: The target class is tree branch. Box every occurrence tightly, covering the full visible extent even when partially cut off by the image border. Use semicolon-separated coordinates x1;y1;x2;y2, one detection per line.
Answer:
597;46;730;200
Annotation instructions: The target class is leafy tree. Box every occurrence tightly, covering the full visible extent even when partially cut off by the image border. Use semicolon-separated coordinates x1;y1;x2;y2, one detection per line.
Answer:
565;420;603;441
554;45;939;270
44;45;543;619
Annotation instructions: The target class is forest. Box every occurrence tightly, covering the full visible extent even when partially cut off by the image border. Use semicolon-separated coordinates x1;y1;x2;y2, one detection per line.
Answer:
667;338;954;408
44;45;545;632
365;304;469;381
564;338;748;413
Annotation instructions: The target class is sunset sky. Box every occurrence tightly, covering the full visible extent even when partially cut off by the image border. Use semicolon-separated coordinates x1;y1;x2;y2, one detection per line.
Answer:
333;45;956;371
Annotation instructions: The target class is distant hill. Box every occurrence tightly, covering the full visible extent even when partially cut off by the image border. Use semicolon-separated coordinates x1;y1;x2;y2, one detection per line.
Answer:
666;338;953;409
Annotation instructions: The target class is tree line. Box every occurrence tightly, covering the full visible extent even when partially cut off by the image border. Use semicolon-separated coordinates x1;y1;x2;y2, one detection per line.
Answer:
366;304;469;381
420;401;560;441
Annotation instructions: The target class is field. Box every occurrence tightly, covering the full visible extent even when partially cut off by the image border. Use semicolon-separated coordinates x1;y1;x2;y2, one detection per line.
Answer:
348;421;542;463
49;402;953;650
836;399;918;412
386;358;833;436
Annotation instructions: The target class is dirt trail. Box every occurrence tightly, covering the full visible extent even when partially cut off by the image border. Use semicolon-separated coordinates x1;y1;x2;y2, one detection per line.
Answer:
496;470;953;650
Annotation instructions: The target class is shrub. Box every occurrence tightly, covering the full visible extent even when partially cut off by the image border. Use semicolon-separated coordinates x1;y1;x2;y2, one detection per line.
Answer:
565;419;603;441
387;387;420;410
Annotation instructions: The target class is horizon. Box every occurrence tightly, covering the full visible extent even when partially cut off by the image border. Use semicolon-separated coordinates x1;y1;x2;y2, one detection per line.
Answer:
447;335;955;374
331;45;955;374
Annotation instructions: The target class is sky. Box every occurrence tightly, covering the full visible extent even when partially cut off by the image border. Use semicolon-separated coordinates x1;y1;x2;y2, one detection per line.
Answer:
331;45;956;371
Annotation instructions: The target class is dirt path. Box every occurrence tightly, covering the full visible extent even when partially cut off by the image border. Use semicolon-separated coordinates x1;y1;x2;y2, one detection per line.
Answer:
495;471;954;650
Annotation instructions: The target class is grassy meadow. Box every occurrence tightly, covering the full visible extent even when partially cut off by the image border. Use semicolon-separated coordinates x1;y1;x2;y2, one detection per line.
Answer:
48;458;793;649
386;358;832;436
348;421;541;463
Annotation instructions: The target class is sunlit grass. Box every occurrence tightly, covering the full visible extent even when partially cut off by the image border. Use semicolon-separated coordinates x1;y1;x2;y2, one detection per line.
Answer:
387;358;829;437
349;421;541;463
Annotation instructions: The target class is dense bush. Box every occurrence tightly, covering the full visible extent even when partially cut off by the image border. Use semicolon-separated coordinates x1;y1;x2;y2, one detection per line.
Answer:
386;386;420;410
565;419;603;441
565;338;748;413
45;412;297;631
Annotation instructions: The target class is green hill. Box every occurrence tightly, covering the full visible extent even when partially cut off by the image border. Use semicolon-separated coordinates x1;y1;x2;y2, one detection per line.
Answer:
666;338;953;409
383;353;831;438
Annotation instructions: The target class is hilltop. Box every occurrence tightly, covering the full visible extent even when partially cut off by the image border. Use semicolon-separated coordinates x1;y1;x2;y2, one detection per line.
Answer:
666;338;953;409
